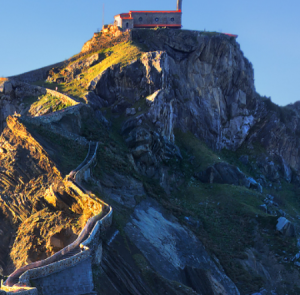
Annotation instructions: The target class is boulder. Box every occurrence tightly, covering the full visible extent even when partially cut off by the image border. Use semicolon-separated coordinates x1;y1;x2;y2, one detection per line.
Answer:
239;155;249;165
195;162;246;185
184;266;228;295
246;177;263;193
276;217;295;237
83;91;107;108
3;81;13;94
195;162;262;192
256;156;280;182
126;108;136;116
112;100;132;114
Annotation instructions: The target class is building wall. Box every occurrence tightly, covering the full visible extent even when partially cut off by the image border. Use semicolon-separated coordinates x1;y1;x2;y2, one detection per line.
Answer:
114;15;122;27
32;257;94;295
131;12;181;27
121;18;134;30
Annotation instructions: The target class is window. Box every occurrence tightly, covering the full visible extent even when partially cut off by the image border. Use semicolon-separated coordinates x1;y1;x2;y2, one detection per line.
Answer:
126;22;129;28
139;17;143;22
171;17;175;22
155;18;159;22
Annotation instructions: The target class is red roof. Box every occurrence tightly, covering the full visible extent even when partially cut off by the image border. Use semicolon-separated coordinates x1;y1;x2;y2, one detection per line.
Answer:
223;33;238;38
115;13;132;18
130;10;181;14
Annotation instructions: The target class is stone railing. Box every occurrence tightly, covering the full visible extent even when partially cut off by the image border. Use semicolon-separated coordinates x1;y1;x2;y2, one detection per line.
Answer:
45;88;79;106
2;137;112;294
8;61;65;84
72;141;99;183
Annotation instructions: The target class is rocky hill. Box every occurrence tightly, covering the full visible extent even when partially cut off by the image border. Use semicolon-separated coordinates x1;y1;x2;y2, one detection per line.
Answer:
1;27;300;295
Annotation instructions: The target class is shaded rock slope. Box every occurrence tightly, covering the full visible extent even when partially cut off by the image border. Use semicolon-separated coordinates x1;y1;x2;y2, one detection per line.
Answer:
2;28;300;295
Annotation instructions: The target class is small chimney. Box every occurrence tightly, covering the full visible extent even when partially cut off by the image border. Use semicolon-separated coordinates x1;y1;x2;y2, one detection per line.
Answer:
177;0;182;11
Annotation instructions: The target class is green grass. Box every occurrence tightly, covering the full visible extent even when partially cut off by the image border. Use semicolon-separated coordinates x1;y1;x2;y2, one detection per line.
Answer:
164;130;300;293
22;95;39;108
28;93;74;116
23;121;88;175
174;129;220;173
34;41;145;100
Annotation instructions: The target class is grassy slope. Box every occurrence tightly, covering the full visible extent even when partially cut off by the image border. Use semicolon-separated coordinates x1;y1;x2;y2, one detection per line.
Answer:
33;41;145;100
172;130;300;294
27;93;74;116
24;121;88;176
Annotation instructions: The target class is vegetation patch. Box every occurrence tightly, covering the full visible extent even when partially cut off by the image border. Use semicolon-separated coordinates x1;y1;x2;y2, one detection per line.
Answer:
33;40;145;100
27;93;74;117
175;129;220;173
164;130;300;293
23;121;87;175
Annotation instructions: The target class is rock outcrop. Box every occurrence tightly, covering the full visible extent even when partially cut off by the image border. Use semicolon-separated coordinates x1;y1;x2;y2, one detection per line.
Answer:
195;162;262;192
81;26;125;54
0;80;46;133
276;217;295;237
85;29;300;185
125;198;240;295
86;30;258;180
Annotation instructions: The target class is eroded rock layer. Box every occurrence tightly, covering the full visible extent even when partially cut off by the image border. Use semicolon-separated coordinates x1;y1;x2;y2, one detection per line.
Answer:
0;116;98;275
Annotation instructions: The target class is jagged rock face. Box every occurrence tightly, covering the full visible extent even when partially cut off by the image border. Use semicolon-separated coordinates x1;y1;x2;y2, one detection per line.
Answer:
88;31;258;182
246;105;300;182
90;51;165;105
91;31;256;151
0;80;46;133
47;53;104;83
124;198;240;295
81;26;127;54
88;29;300;182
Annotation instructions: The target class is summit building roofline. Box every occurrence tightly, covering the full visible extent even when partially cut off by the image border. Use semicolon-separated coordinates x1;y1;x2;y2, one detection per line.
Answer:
114;0;183;31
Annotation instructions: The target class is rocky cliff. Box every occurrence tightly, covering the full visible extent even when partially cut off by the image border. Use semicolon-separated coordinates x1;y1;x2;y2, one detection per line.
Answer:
2;28;300;295
87;29;300;188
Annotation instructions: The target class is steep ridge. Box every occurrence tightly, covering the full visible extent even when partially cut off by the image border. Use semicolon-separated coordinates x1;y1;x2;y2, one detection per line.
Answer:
3;27;300;294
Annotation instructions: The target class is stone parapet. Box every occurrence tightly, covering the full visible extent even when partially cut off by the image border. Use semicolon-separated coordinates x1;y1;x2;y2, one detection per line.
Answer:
73;142;99;183
19;249;91;286
1;289;38;295
45;89;79;107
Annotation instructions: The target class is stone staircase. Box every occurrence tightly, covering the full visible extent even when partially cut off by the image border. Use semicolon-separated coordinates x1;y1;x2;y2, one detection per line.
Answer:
2;139;112;295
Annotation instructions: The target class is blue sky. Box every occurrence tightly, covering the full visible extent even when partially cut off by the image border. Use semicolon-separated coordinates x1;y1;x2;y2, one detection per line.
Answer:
0;0;299;106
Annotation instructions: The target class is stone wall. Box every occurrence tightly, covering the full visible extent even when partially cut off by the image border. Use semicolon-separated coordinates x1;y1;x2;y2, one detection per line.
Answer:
8;62;65;84
131;11;182;28
121;18;134;30
32;258;94;295
25;104;82;124
73;142;99;183
19;250;91;286
45;89;79;107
